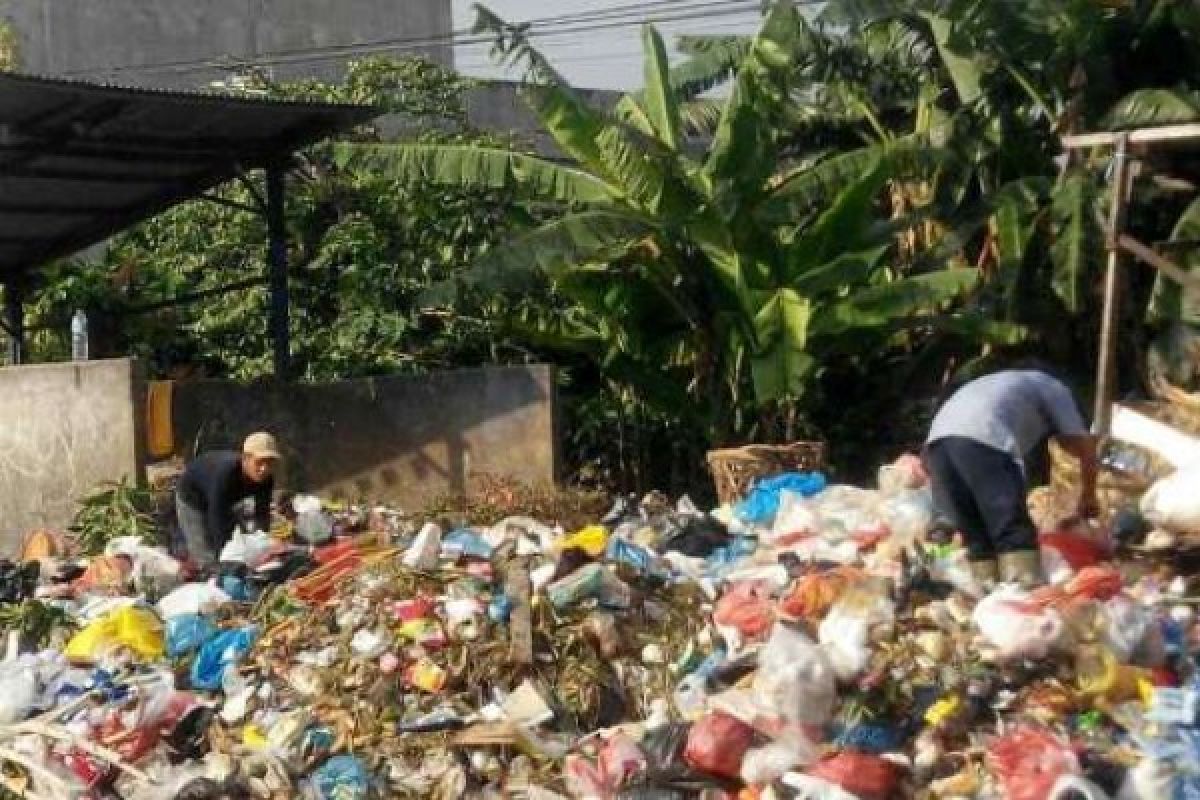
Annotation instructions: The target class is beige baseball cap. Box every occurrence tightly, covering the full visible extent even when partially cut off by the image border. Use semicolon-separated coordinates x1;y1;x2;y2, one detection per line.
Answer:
242;431;282;460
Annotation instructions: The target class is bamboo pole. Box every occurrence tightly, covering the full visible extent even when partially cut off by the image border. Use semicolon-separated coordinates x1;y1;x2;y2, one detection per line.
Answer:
1094;135;1132;436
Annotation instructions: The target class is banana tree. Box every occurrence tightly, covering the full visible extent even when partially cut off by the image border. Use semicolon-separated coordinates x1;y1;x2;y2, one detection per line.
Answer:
343;1;980;445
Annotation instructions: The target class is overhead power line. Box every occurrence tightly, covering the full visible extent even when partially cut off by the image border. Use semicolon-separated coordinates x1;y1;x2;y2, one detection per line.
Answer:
62;0;773;78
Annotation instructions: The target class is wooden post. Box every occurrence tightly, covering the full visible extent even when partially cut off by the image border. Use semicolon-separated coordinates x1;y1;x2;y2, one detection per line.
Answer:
505;561;533;667
1094;135;1131;436
266;165;290;380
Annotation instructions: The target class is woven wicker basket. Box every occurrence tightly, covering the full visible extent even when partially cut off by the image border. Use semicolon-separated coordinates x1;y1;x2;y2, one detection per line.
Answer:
1148;373;1200;434
706;442;826;506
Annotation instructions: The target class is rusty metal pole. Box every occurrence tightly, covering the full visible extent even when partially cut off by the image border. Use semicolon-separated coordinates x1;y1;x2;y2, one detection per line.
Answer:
1094;135;1131;435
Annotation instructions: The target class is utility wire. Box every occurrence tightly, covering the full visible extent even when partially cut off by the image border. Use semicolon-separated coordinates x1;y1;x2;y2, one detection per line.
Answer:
64;0;772;77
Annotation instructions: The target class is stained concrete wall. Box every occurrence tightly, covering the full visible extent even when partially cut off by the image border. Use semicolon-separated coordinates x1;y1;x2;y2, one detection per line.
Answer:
0;358;145;555
171;365;558;508
0;0;453;90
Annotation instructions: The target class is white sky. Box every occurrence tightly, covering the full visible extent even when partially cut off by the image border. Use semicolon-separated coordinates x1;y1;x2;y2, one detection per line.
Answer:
451;0;765;90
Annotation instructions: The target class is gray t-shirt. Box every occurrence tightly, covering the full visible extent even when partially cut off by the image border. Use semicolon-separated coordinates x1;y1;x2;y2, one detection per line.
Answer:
927;370;1088;467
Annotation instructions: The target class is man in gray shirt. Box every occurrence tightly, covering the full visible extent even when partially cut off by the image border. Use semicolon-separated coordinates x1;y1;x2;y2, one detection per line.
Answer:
924;368;1099;587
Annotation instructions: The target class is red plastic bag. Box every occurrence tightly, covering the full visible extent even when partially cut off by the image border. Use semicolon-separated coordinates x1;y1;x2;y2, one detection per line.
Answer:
685;712;755;779
808;752;899;800
598;732;647;790
564;754;609;799
1039;531;1107;571
988;727;1080;800
714;581;775;641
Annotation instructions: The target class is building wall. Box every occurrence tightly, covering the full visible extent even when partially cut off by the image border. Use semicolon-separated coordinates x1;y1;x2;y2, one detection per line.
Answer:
171;365;558;509
0;0;453;89
0;358;146;555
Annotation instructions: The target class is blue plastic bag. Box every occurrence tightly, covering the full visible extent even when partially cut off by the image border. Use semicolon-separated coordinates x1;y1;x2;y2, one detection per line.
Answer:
166;614;216;659
488;593;513;624
442;529;493;560
606;537;668;579
190;626;257;691
310;754;371;800
734;472;827;524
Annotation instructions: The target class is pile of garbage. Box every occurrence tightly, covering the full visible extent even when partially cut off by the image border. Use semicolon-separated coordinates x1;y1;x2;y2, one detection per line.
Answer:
0;455;1197;800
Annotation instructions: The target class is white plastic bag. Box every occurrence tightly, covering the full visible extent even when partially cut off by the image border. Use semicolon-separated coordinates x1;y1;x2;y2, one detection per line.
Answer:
753;623;836;726
158;582;232;619
972;586;1066;661
1141;465;1200;533
403;523;442;570
769;493;820;545
742;742;805;786
782;772;862;800
878;488;934;542
1117;758;1175;800
1102;594;1152;665
219;530;273;566
0;658;40;724
818;591;894;682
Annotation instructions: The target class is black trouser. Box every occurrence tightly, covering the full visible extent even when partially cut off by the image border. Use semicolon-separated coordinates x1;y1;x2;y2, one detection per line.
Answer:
923;437;1037;561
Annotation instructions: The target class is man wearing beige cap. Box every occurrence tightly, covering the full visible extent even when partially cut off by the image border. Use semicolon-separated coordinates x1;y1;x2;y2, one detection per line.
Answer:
174;432;281;570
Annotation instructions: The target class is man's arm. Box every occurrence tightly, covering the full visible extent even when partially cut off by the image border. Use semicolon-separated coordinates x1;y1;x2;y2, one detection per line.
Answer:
205;473;237;555
253;480;274;534
1056;433;1099;519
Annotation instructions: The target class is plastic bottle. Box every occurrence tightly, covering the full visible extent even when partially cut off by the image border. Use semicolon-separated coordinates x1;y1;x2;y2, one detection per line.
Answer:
70;309;88;360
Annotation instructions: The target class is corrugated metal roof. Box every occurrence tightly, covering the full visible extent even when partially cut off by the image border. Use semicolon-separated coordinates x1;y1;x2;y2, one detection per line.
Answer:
0;71;376;278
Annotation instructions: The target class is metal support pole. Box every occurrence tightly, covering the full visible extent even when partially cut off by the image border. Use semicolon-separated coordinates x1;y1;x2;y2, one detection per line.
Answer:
1094;135;1131;436
5;280;24;366
266;165;290;381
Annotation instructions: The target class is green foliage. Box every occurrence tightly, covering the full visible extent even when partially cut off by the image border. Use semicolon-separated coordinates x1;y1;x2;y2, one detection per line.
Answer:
0;600;75;651
69;479;159;555
26;57;543;382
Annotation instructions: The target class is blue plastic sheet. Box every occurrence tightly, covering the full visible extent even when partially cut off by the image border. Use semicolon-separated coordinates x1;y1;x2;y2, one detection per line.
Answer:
606;537;669;579
166;614;216;659
219;574;251;603
830;722;905;754
734;472;827;524
310;754;371;800
190;626;258;691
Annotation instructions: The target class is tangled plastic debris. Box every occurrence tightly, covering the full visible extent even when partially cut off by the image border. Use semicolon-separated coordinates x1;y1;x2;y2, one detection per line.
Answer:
0;456;1196;799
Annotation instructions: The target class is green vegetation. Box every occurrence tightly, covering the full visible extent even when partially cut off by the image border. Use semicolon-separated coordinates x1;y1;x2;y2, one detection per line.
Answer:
22;1;1200;492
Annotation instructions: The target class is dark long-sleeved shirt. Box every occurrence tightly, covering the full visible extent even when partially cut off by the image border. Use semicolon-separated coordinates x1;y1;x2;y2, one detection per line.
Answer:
177;450;273;551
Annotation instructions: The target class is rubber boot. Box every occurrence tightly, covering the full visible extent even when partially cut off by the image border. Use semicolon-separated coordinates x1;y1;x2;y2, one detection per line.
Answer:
969;559;999;593
998;550;1044;588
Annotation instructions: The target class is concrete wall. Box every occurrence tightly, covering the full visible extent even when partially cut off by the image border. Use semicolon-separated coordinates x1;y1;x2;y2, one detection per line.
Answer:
0;358;145;555
0;0;453;90
171;365;558;508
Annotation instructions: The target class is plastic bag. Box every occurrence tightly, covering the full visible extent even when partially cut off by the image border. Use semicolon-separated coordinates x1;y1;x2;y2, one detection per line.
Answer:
309;754;371;800
877;488;934;542
72;554;133;593
782;772;863;800
713;581;775;641
1102;595;1153;665
219;530;274;567
684;711;754;779
988;727;1081;800
818;590;894;683
564;754;609;799
878;454;928;493
294;511;334;546
402;523;442;570
190;626;257;691
598;733;647;790
742;742;804;787
750;623;836;735
558;525;609;557
0;658;39;723
158;583;232;619
1141;465;1200;533
781;568;862;619
808;753;900;800
65;605;165;663
770;492;820;546
735;472;827;525
166;614;217;659
972;587;1066;661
